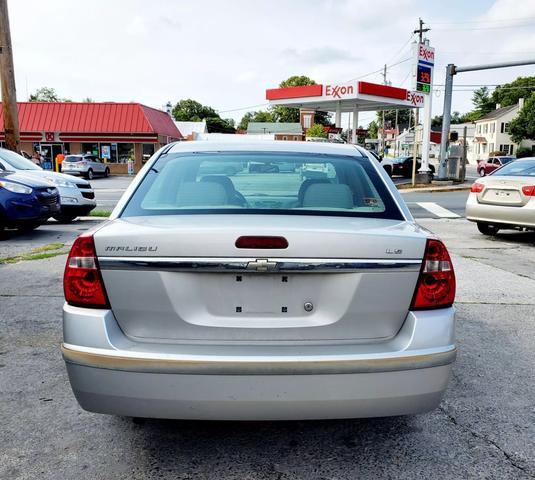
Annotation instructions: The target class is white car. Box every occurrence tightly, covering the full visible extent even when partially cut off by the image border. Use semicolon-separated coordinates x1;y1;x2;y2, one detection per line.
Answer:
466;157;535;235
0;148;96;222
62;141;456;420
61;154;110;180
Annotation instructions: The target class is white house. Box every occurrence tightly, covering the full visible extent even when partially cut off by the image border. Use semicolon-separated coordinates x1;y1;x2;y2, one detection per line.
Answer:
473;99;534;160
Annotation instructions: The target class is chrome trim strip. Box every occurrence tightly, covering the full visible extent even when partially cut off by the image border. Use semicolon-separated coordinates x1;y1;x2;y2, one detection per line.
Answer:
62;343;456;375
98;256;422;273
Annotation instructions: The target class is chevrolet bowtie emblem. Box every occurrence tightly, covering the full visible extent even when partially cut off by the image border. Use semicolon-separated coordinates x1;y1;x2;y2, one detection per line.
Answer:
246;259;277;272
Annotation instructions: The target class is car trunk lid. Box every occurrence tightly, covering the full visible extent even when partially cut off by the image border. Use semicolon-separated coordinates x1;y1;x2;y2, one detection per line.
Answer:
94;215;427;343
478;176;534;207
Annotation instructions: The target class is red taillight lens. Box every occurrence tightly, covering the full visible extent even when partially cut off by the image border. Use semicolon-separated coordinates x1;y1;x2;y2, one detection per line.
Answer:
410;239;456;310
470;182;484;193
63;233;109;308
521;185;535;196
235;236;289;249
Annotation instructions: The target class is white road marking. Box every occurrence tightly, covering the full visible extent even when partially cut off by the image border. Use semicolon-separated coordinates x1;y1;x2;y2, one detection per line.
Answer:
415;202;461;218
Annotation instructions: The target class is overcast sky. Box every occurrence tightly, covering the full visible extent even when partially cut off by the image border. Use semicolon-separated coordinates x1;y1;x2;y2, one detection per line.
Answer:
8;0;535;127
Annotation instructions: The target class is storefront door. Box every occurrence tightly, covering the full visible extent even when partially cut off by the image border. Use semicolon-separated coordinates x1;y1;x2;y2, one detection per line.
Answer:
40;144;63;171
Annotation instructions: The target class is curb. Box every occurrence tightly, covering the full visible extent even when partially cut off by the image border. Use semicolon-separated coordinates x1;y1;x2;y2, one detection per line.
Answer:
398;185;471;194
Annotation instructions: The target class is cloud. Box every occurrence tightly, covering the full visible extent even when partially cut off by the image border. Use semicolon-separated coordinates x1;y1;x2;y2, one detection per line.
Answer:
283;47;360;65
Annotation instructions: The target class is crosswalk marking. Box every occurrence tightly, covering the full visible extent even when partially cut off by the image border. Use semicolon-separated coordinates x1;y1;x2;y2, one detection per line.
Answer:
415;202;461;218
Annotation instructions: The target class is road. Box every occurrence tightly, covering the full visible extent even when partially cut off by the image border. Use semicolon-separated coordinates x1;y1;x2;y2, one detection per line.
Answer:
90;176;472;220
1;217;534;479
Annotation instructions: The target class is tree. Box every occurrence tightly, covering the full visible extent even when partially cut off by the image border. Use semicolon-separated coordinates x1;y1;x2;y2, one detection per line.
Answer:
29;87;70;102
205;117;236;134
306;123;327;138
367;120;378;139
172;99;217;121
491;76;535;108
431;111;470;129
377;109;412;130
509;92;535;143
270;75;332;125
471;87;495;119
171;98;235;133
238;110;276;130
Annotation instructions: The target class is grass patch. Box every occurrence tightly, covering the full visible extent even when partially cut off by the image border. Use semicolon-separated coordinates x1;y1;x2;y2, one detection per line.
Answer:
0;243;68;264
89;209;111;217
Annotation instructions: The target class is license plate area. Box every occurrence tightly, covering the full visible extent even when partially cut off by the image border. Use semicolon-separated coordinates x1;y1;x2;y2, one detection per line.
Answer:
230;273;301;314
483;189;522;205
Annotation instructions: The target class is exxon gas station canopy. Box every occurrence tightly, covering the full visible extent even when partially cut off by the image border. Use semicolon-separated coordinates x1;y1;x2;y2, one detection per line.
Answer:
266;81;425;112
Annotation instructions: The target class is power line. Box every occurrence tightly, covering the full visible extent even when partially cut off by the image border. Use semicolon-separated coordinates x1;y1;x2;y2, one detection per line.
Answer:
432;21;535;31
430;15;535;25
217;103;268;114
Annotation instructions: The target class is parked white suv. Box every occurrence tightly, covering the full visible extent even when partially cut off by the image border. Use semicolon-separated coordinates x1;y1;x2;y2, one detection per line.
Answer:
0;148;96;222
61;154;110;180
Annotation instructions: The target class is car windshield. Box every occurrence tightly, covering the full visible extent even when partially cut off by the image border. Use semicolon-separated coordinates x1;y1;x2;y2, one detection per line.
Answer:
121;151;403;220
492;158;535;177
499;157;515;164
0;148;42;171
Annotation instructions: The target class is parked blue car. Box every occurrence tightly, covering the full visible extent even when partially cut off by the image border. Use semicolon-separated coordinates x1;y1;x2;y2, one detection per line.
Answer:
0;171;60;233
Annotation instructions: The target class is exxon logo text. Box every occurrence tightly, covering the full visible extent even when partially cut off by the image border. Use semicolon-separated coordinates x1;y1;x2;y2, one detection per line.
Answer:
407;91;425;106
419;45;435;63
325;84;354;99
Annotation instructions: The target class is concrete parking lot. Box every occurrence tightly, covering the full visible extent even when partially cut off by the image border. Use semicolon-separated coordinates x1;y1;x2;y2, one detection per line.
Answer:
1;216;534;479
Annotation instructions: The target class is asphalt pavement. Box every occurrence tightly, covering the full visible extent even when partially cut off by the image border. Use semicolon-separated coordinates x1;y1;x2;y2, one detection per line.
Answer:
1;218;534;479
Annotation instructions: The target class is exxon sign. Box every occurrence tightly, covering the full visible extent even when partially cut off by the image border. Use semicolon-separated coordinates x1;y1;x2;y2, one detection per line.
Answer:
406;91;425;107
324;83;356;99
418;44;435;66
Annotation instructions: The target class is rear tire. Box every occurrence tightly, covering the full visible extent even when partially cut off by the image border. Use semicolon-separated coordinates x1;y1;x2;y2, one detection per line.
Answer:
479;169;486;177
477;222;499;236
104;167;110;178
86;169;94;180
18;222;40;233
53;214;77;224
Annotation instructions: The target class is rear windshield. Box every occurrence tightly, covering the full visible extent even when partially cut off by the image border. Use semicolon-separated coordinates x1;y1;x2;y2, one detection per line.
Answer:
121;151;403;220
499;157;515;164
64;156;83;162
493;159;535;177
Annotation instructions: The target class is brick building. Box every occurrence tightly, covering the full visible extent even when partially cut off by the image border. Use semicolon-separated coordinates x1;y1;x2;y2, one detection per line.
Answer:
0;102;182;174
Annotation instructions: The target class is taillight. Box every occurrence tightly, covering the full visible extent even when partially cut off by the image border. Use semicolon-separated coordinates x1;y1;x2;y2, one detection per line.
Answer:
470;182;484;193
522;185;535;196
235;236;289;249
410;239;456;310
64;233;109;308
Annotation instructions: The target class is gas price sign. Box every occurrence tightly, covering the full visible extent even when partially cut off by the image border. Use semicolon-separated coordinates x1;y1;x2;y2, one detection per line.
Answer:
417;64;432;93
414;43;434;94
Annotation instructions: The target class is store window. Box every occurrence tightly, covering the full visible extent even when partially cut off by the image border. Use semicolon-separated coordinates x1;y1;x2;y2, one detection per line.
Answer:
100;143;119;163
142;144;155;163
81;143;99;156
118;143;134;164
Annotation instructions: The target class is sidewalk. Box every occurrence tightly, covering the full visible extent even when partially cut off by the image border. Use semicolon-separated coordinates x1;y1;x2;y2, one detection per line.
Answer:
397;181;472;193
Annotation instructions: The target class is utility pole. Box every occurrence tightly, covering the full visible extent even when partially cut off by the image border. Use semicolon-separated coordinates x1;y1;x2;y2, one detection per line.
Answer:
381;64;387;156
438;58;535;180
0;0;20;152
413;17;430;44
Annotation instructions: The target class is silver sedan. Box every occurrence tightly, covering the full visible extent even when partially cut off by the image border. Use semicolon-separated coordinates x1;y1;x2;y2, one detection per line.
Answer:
61;141;456;420
466;157;535;235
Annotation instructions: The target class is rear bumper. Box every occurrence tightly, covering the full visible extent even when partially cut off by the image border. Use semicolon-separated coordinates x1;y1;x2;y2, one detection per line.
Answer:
62;304;456;420
466;195;535;228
